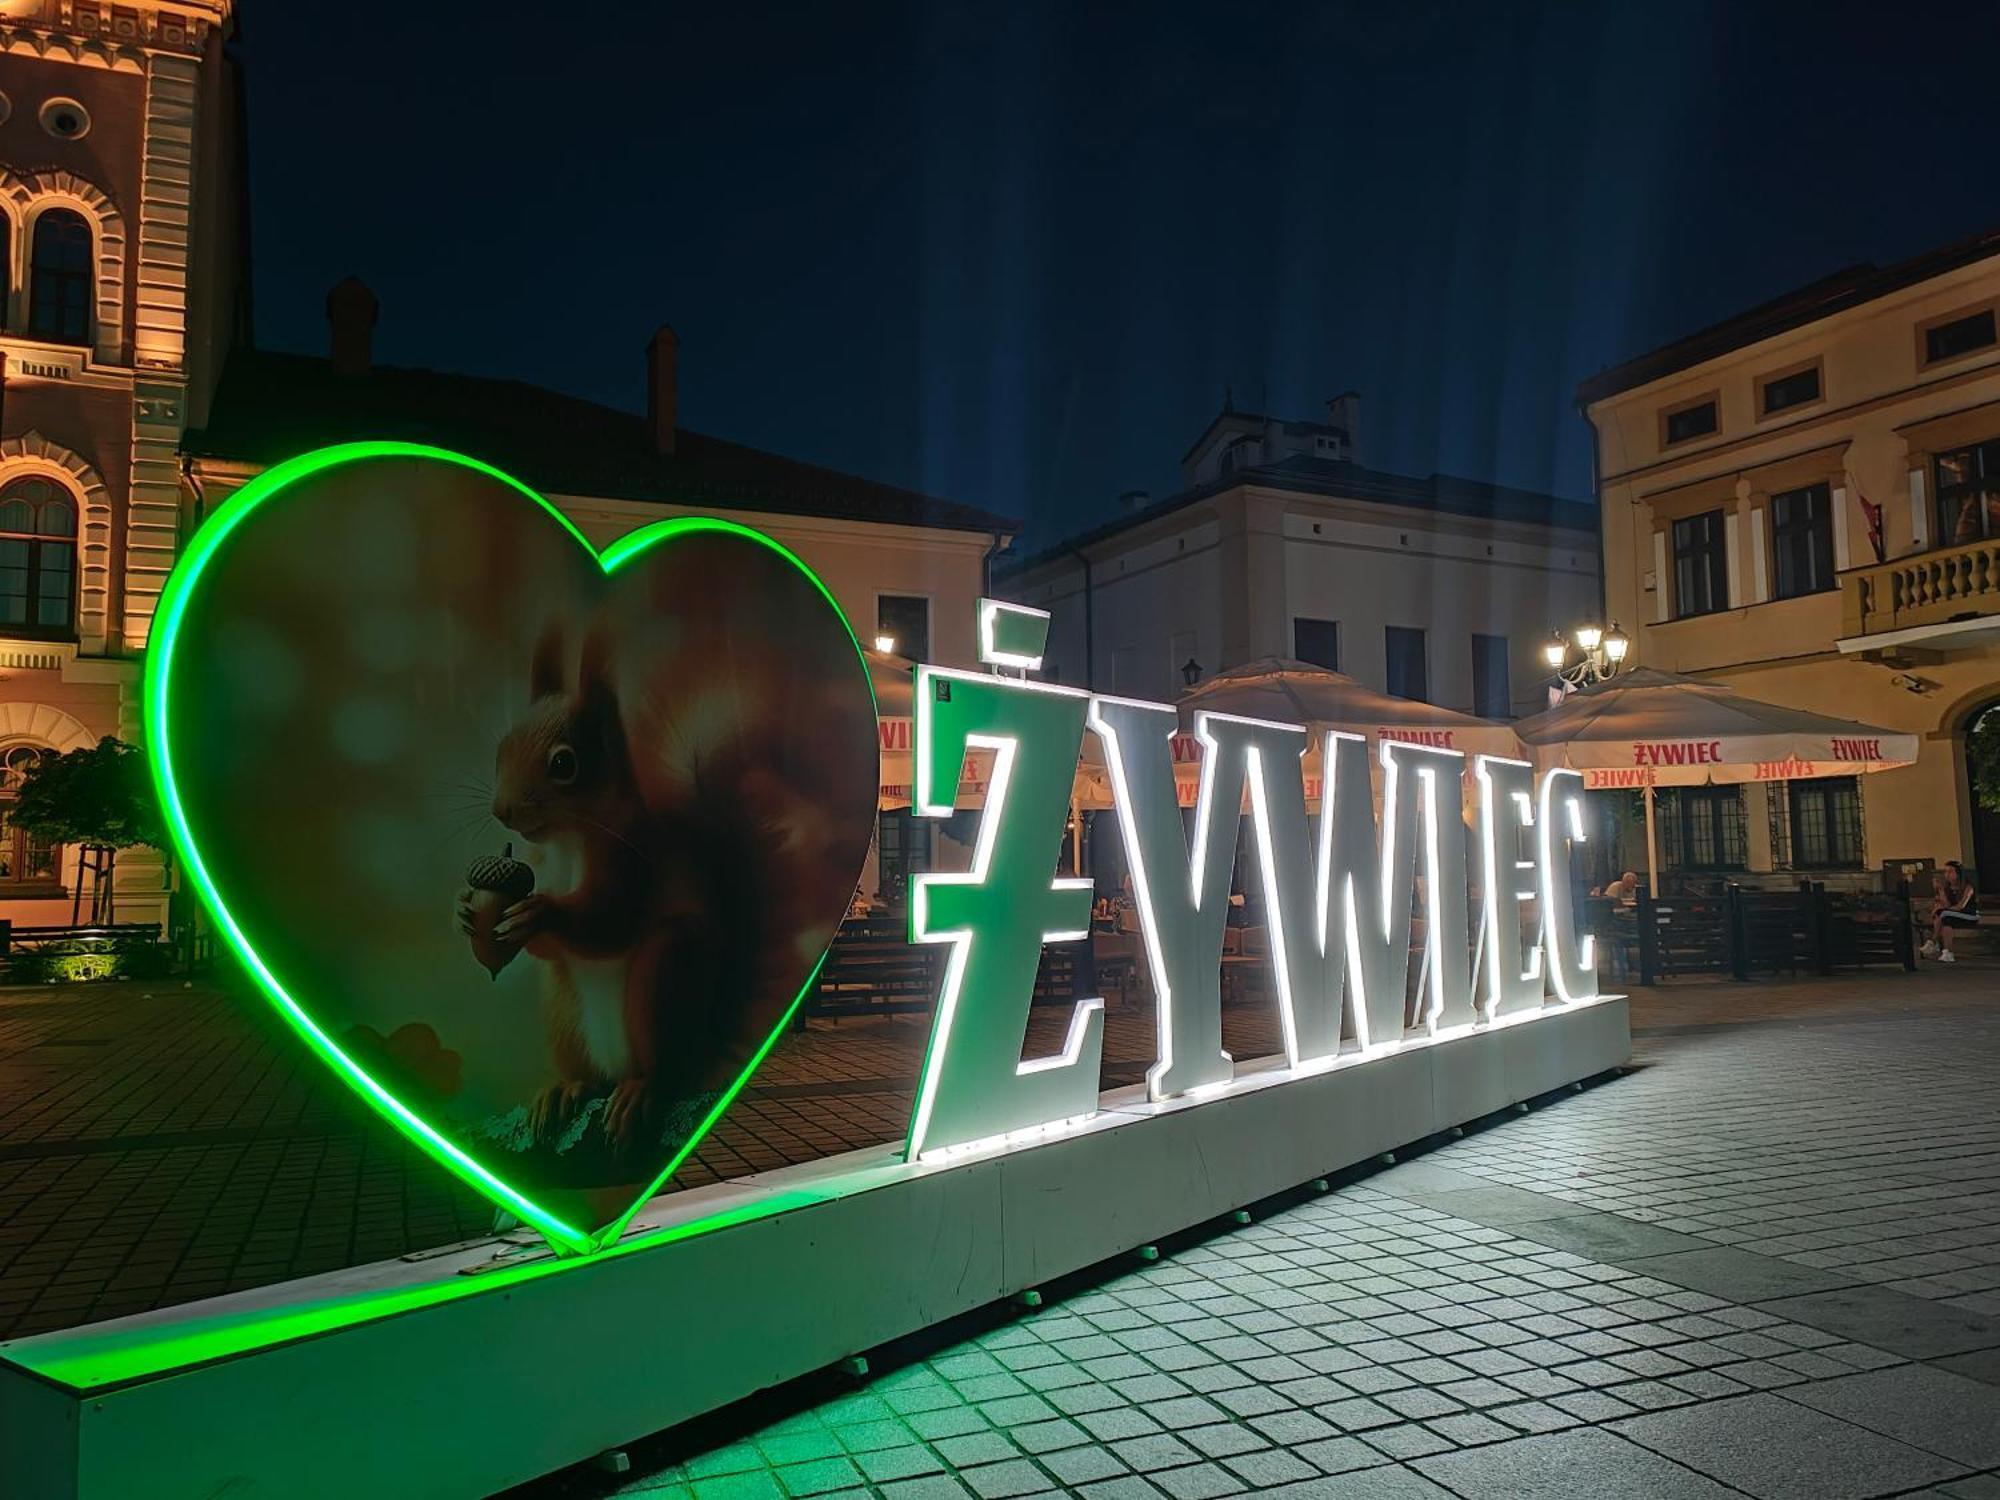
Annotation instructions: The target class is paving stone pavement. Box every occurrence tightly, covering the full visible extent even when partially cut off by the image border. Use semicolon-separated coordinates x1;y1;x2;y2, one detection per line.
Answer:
0;971;1289;1337
6;959;2000;1500
493;962;2000;1500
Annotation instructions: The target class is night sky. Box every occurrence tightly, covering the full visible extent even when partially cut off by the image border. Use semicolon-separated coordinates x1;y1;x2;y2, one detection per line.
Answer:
240;2;1998;546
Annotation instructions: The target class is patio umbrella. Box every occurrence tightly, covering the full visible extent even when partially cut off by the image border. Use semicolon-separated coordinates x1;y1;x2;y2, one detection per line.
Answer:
1510;666;1919;892
1108;657;1524;810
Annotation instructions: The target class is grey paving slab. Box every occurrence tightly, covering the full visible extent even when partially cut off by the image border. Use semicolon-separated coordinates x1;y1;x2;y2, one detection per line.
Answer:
1611;1391;1967;1498
1503;1209;1716;1263
1778;1364;2000;1467
1383;1183;1597;1227
1757;1286;2000;1359
1413;1427;1739;1498
1622;1245;1859;1301
1258;1467;1457;1497
1929;1347;2000;1388
1365;1161;1495;1195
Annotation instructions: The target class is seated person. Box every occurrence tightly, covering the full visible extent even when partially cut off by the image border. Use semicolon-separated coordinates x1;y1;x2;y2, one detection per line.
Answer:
1602;870;1641;903
1923;859;1980;964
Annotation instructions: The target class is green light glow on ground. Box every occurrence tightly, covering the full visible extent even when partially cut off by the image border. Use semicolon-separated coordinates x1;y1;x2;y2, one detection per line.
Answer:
2;1187;835;1391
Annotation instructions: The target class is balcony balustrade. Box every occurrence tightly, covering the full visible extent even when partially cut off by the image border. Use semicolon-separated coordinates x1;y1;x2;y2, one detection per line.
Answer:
1842;535;2000;640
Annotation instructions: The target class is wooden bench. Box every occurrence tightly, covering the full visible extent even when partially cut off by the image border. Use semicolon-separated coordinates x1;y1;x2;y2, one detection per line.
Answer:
1636;894;1732;983
1822;885;1915;971
1730;887;1816;978
809;918;940;1019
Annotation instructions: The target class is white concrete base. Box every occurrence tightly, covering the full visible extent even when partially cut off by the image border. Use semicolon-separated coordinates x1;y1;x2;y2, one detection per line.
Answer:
0;997;1629;1499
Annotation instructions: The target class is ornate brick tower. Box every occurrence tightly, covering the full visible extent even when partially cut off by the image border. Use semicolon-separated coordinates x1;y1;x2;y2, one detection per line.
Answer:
0;1;241;924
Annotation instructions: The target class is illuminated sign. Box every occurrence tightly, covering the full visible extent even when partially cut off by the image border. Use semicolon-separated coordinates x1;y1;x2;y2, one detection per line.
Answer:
152;452;1607;1256
907;599;1605;1159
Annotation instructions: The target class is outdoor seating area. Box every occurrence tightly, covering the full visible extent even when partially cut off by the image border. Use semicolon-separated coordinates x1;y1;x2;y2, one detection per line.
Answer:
1586;877;1918;987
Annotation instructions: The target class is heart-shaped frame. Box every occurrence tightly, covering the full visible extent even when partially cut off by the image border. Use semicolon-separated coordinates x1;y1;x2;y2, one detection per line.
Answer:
144;441;878;1256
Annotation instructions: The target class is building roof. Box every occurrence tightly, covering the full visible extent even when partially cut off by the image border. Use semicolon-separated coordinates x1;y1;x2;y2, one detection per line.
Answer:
1000;452;1596;578
1576;224;2000;407
182;348;1019;536
1178;403;1350;466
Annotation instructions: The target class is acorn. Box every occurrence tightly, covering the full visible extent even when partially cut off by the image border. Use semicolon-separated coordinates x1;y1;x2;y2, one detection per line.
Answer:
465;842;535;979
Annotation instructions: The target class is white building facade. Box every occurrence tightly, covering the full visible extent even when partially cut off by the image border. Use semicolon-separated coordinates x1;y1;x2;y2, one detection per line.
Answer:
1002;401;1601;718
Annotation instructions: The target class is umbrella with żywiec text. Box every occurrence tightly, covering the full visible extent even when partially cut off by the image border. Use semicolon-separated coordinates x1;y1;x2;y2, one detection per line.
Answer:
1509;667;1917;891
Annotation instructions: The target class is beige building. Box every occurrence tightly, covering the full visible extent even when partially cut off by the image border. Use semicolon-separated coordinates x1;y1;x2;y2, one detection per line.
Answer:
1581;227;2000;888
0;0;1011;928
0;1;244;925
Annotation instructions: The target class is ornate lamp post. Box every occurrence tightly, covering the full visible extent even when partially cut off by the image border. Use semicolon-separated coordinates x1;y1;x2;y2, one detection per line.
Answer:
1542;620;1630;692
1543;619;1652;892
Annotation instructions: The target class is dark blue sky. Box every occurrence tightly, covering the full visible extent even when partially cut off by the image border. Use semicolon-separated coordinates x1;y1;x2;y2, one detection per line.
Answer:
241;2;1998;545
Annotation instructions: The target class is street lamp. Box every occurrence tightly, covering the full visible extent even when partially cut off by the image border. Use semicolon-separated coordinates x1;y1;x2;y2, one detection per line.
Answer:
1545;620;1630;690
1181;658;1202;688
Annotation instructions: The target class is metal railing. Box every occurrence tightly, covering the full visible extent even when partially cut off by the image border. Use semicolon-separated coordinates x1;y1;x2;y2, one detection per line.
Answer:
1844;536;2000;637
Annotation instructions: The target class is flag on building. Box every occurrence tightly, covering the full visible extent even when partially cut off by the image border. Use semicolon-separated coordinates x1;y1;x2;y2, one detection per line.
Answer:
1858;489;1885;562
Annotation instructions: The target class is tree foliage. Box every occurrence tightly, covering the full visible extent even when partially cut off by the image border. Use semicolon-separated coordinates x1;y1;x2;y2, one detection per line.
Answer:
1972;709;2000;815
10;736;165;851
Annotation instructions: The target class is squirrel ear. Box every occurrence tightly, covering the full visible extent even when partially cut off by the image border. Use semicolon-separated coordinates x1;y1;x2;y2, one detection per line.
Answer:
530;620;565;698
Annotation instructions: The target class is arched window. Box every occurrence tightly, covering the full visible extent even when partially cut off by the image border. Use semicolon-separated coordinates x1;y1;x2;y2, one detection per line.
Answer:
28;209;92;344
0;476;78;637
0;743;59;889
0;214;10;328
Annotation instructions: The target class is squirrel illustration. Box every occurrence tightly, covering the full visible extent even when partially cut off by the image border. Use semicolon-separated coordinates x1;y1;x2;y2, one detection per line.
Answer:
458;579;874;1166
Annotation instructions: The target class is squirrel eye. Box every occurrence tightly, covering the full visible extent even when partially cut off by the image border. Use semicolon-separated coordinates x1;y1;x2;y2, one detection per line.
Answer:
547;745;578;784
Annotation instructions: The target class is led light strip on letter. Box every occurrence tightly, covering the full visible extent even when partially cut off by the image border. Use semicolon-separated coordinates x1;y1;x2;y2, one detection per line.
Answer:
1086;696;1236;1098
1538;767;1599;1005
1383;739;1473;1036
977;597;1051;673
1475;755;1544;1020
905;665;1104;1160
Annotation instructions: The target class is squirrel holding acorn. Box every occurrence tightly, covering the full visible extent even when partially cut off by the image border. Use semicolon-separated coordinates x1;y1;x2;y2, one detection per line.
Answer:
457;607;861;1160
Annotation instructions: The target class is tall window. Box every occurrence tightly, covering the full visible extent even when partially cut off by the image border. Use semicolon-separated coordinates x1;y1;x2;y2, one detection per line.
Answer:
1934;437;2000;547
0;477;77;637
1772;776;1863;869
1384;626;1427;703
29;209;92;345
1471;634;1510;718
0;744;59;890
1659;786;1746;871
876;594;930;663
1771;482;1834;599
1672;509;1727;618
1293;617;1339;671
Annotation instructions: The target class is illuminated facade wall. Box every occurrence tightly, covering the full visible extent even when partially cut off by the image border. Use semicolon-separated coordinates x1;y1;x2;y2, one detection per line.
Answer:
1583;236;2000;881
0;2;239;925
1003;436;1600;715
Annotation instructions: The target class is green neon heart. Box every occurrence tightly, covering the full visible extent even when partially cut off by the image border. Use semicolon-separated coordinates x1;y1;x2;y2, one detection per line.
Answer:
145;441;877;1256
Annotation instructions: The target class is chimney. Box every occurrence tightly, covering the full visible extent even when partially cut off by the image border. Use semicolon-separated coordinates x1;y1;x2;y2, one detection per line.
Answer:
326;276;377;376
1324;391;1360;458
647;325;679;455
